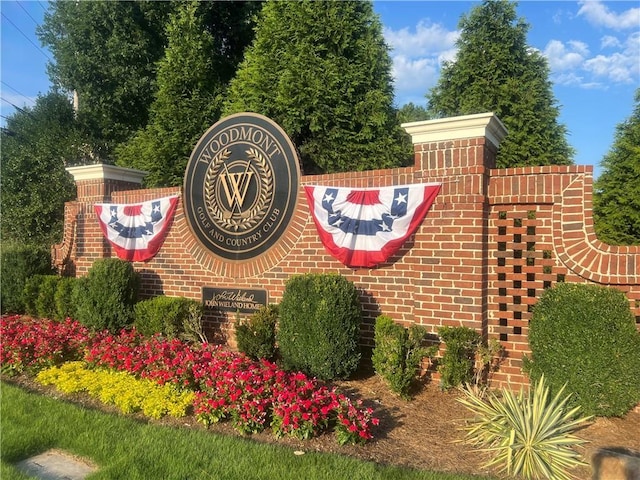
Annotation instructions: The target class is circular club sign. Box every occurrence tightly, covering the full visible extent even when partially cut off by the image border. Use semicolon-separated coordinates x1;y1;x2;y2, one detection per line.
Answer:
183;113;300;261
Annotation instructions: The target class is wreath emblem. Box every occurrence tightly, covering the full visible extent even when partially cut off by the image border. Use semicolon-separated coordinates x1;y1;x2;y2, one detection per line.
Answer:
205;148;273;232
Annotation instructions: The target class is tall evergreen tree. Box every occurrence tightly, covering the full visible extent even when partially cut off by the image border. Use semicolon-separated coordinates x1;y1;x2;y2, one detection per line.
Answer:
593;89;640;245
223;0;411;174
427;0;574;168
116;2;222;187
0;92;79;245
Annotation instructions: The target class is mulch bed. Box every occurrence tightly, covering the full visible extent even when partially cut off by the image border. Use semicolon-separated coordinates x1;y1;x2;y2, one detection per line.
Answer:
4;366;640;479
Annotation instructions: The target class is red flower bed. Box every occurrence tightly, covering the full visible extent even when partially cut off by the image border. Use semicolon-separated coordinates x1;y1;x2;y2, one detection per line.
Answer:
1;315;378;444
0;315;91;374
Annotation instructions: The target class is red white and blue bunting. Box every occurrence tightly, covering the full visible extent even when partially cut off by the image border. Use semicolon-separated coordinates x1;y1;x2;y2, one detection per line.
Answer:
304;183;441;268
94;195;179;262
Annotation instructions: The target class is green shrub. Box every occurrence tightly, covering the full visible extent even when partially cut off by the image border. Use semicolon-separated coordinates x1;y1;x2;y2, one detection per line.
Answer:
1;243;53;314
437;326;481;390
23;274;60;319
235;305;278;360
277;274;362;380
134;296;201;339
372;316;436;398
54;276;78;321
35;275;61;319
74;258;139;333
458;375;592;480
23;275;46;317
525;282;640;417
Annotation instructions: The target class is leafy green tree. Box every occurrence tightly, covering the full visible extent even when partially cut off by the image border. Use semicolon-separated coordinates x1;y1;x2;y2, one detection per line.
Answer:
427;0;574;168
397;103;431;124
0;92;78;245
223;0;411;174
116;2;222;187
38;1;175;158
38;1;259;162
593;89;640;245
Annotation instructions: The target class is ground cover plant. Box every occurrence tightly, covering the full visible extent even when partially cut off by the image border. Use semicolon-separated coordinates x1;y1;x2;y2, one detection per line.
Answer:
2;313;640;478
0;314;378;445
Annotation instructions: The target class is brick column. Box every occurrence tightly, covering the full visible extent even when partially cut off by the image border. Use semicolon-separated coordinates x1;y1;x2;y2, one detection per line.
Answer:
402;113;507;341
65;164;147;273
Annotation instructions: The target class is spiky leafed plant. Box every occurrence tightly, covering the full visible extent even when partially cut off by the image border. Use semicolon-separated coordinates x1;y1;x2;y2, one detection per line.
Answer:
457;376;592;480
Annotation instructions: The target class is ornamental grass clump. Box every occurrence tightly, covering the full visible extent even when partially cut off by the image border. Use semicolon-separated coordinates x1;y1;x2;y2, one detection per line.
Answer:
457;375;592;480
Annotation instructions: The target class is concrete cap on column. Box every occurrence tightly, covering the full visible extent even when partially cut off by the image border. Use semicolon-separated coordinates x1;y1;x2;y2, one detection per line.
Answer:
66;164;148;184
402;112;508;149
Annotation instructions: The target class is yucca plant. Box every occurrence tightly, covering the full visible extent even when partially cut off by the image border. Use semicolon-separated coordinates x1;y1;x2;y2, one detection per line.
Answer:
457;376;592;480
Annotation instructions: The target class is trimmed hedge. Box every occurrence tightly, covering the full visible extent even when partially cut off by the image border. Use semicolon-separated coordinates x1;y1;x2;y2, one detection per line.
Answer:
74;258;139;333
134;296;201;339
1;243;54;314
54;276;78;321
525;283;640;417
277;274;362;380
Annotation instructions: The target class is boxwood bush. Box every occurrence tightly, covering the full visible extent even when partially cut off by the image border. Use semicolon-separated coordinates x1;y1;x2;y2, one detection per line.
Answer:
74;258;139;333
235;304;278;360
277;273;362;380
134;295;201;339
437;326;482;390
54;276;78;321
525;283;640;417
372;315;436;398
35;275;61;319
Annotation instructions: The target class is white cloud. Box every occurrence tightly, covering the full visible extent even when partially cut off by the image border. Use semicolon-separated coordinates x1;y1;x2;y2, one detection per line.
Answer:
601;35;621;49
383;20;459;57
584;31;640;84
544;30;639;87
585;53;637;84
383;20;459;106
544;39;588;71
577;0;640;30
391;55;439;93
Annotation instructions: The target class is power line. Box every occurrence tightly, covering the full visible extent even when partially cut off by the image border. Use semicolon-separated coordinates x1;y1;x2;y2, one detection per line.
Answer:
1;12;51;61
17;1;41;27
1;81;34;106
1;96;33;117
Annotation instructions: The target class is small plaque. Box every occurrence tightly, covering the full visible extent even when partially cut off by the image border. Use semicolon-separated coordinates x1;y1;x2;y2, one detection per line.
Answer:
203;287;268;313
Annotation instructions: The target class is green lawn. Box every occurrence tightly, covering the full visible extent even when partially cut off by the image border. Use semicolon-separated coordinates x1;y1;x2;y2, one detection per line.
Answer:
1;382;492;480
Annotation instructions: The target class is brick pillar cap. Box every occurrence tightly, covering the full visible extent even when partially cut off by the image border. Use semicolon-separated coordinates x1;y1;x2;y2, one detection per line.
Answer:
402;112;508;149
66;164;147;184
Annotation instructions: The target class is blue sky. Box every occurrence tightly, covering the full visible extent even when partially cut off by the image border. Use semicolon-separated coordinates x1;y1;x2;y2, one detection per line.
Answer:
2;1;639;178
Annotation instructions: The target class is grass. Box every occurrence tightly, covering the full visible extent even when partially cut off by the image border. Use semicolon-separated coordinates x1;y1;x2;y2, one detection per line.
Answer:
0;381;492;480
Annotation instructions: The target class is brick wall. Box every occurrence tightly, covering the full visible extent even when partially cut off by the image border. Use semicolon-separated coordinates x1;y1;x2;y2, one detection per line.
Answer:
54;113;640;388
